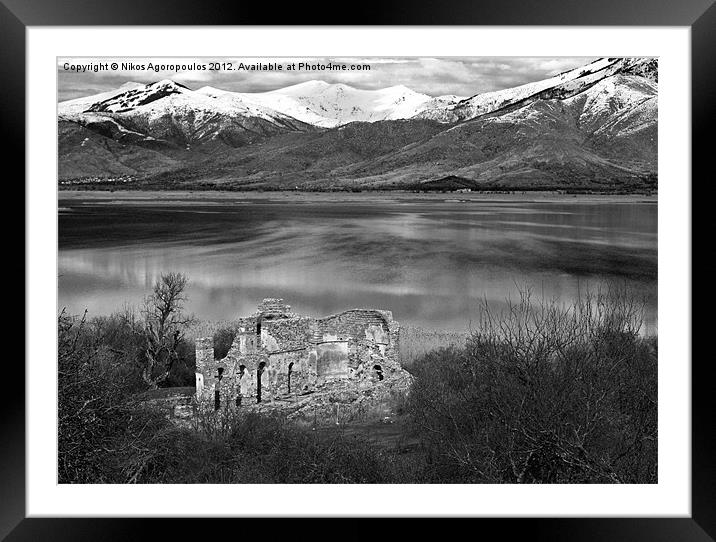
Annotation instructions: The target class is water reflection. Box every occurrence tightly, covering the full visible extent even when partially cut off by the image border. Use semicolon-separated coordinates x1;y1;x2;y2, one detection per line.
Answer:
58;197;657;334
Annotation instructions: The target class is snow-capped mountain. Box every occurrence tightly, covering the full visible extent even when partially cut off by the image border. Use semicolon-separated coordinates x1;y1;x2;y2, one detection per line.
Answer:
416;57;657;123
59;78;466;135
354;69;657;189
58;79;314;149
58;81;145;118
58;57;657;191
82;79;293;122
196;81;464;128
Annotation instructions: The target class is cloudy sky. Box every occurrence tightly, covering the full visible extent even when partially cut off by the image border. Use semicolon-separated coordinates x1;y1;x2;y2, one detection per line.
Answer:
58;56;598;102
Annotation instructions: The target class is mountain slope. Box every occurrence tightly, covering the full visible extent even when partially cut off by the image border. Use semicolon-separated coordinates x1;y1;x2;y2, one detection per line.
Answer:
416;57;657;124
59;82;147;118
59;79;315;154
197;81;464;128
58;57;657;190
339;71;656;188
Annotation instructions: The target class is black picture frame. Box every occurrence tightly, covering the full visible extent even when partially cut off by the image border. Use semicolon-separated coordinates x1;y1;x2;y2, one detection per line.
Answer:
6;0;709;538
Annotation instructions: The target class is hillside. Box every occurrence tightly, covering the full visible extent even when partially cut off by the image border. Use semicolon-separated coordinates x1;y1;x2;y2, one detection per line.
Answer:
58;57;657;191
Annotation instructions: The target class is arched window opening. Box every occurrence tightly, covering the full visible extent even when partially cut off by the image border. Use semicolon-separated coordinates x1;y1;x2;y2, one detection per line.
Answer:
214;367;225;410
236;364;246;406
288;362;294;394
257;362;266;403
373;364;384;381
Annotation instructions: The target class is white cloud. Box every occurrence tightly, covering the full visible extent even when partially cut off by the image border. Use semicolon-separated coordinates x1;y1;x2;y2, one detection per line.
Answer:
58;56;599;102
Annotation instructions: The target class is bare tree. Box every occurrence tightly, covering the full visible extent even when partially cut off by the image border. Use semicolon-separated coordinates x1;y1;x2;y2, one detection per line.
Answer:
407;284;657;483
140;272;194;389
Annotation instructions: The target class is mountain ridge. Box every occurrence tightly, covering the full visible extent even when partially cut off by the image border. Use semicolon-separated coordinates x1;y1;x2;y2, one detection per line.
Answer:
58;57;658;191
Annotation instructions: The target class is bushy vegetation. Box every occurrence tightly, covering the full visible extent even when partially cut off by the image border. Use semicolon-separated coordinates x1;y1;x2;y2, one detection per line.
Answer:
58;306;397;483
135;411;399;484
57;276;397;483
58;309;167;483
407;287;657;483
58;276;656;484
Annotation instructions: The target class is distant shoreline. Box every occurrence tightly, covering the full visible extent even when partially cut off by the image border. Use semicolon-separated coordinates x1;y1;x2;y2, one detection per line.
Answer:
58;189;658;204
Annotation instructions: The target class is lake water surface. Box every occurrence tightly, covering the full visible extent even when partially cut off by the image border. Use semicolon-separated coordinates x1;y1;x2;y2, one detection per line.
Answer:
58;193;657;334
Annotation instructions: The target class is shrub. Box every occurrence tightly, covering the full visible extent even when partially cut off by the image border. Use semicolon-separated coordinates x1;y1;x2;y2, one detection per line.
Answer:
59;310;395;484
98;408;395;484
407;286;657;483
59;283;656;484
58;309;172;483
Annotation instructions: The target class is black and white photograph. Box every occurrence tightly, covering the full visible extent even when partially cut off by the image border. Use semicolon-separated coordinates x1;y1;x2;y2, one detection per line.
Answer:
56;55;658;485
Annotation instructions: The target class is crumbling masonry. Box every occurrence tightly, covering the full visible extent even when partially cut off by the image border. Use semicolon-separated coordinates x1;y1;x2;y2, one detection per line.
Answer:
195;298;402;409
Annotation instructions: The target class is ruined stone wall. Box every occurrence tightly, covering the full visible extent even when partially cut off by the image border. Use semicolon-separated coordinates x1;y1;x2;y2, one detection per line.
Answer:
195;337;214;401
196;334;266;408
315;309;401;382
194;301;402;411
138;387;197;428
227;352;268;404
237;330;259;354
317;310;391;340
257;298;294;317
268;348;310;396
235;316;258;332
315;340;350;382
262;317;312;352
377;309;401;376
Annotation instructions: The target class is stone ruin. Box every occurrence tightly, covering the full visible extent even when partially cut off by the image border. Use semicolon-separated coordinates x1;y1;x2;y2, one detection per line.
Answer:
194;298;409;419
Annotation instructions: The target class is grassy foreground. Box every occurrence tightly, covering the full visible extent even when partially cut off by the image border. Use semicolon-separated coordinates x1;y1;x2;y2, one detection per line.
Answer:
58;286;656;484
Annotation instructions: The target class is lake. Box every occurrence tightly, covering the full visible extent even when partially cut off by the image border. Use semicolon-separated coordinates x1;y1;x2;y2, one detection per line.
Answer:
58;192;657;334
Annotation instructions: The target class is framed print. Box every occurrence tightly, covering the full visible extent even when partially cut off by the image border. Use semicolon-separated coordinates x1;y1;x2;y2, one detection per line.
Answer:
7;0;711;538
